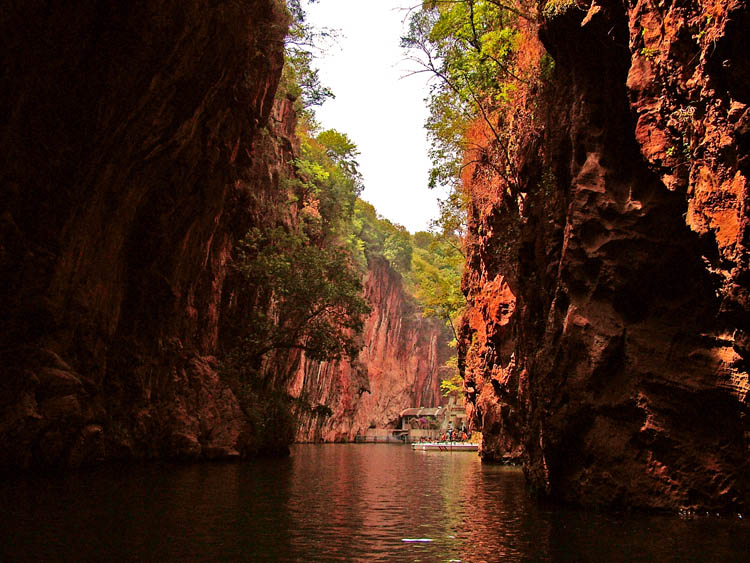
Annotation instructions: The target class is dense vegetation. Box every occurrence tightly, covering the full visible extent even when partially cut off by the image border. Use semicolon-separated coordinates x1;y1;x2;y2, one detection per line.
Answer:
401;1;546;395
219;1;371;453
220;1;528;451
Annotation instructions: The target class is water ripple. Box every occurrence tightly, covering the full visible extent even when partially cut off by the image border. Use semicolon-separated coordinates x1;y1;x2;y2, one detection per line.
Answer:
1;445;748;561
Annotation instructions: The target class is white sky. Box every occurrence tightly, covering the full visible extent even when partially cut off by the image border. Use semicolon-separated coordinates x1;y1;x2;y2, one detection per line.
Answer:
304;0;446;233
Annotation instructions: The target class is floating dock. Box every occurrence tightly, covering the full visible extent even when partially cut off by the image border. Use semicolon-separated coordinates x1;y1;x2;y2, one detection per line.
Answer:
411;442;478;452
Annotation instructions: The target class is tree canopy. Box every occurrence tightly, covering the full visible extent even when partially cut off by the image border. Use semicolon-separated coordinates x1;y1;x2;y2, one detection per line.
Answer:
231;226;369;365
402;0;531;192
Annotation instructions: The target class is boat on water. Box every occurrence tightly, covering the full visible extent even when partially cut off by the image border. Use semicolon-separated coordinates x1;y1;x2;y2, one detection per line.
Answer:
411;441;478;452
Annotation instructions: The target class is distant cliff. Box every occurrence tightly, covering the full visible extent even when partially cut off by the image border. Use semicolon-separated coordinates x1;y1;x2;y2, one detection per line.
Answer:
291;256;450;442
461;0;748;511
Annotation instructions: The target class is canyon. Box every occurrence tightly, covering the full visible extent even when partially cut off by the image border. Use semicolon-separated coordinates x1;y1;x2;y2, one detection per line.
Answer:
1;0;747;515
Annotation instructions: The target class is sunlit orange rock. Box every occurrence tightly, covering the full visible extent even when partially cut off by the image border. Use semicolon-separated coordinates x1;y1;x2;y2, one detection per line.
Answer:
460;0;748;511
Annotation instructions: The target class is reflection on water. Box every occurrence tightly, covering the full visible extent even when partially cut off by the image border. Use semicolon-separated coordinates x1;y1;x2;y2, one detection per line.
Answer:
1;444;747;561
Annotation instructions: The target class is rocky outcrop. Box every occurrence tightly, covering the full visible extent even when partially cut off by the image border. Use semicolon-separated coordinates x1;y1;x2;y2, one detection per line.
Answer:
461;0;748;511
0;1;290;469
290;257;450;442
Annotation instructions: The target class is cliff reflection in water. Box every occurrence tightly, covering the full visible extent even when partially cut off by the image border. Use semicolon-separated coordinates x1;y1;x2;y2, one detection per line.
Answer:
1;444;748;561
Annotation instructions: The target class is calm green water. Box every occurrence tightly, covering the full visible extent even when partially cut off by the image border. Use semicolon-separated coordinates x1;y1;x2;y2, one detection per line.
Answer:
1;444;747;561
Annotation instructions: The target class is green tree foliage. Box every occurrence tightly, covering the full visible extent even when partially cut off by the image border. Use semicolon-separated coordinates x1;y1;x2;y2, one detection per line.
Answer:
280;49;334;108
384;227;413;274
279;0;335;110
231;226;369;364
346;199;408;271
291;125;364;240
440;357;464;398
414;231;434;251
402;1;531;191
351;199;386;255
412;233;464;339
316;129;361;177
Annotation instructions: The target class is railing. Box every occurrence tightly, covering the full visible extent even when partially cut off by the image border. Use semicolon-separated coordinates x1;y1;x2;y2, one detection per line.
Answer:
353;435;406;443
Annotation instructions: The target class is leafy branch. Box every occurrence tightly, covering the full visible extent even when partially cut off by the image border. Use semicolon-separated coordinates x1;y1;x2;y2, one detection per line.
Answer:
401;0;533;194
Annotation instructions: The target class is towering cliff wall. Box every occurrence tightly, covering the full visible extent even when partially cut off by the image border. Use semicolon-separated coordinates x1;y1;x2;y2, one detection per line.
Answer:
0;1;292;468
291;256;450;442
462;0;748;511
0;1;450;468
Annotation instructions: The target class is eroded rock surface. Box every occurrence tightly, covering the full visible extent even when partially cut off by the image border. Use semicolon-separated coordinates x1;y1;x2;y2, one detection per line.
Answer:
462;0;748;510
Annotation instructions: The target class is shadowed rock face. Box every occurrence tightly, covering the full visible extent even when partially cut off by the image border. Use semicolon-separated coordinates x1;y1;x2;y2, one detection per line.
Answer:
0;1;289;468
461;0;748;511
291;257;450;442
0;2;448;468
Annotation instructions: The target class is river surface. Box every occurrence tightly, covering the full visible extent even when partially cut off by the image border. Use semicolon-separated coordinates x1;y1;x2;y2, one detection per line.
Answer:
1;444;747;561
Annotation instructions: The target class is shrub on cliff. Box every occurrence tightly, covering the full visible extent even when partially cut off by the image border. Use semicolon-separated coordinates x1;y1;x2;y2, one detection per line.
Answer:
230;226;369;366
235;384;298;457
402;0;535;192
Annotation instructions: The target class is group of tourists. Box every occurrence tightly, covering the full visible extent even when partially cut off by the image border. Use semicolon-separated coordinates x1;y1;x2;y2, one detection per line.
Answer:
440;426;470;442
414;424;472;443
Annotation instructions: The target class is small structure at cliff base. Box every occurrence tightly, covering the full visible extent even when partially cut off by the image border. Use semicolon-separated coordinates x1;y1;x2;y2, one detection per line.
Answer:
353;400;468;443
399;398;468;443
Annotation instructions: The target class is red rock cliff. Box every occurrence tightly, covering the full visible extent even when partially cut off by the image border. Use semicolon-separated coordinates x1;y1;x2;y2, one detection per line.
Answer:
290;256;450;442
461;0;748;511
0;1;291;468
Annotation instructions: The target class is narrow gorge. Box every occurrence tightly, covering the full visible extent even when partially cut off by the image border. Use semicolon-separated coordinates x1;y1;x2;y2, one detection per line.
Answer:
1;0;748;525
1;0;452;470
